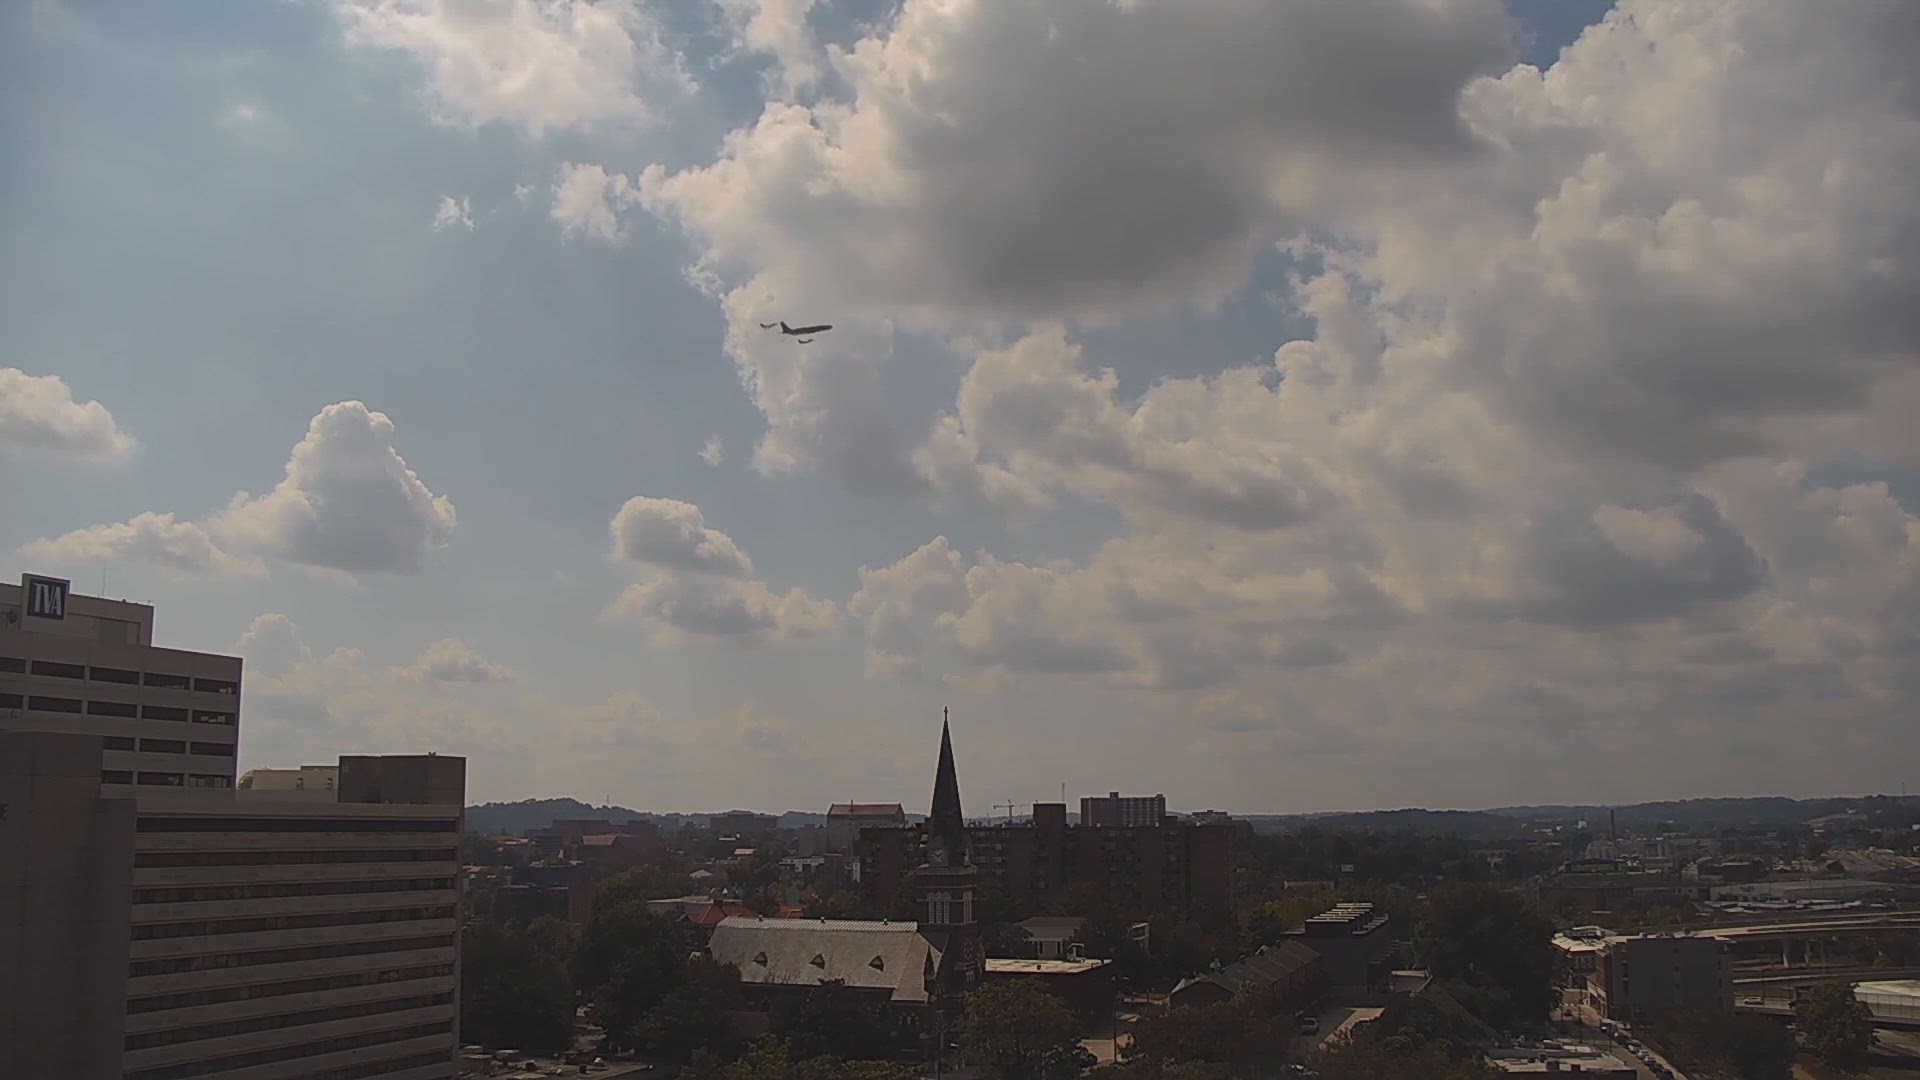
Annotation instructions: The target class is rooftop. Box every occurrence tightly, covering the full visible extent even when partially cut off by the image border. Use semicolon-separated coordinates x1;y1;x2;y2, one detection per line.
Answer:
985;958;1109;976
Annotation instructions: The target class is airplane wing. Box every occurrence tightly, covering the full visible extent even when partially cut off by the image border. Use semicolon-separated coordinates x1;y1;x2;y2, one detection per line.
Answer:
791;324;833;335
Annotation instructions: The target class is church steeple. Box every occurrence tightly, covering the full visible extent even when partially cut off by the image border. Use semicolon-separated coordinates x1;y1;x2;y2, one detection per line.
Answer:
929;707;965;867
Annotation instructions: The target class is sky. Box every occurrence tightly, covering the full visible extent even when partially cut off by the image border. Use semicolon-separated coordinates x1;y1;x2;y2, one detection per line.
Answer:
3;0;1917;814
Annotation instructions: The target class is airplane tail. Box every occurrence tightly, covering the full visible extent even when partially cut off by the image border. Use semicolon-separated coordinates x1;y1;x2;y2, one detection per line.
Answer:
780;321;793;333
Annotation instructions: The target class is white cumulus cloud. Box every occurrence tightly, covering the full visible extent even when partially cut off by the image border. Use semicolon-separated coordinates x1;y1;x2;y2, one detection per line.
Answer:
338;0;689;136
0;368;137;463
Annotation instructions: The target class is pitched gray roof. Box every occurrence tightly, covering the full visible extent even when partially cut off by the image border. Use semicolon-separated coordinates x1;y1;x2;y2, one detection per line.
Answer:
710;917;939;1004
1173;940;1322;999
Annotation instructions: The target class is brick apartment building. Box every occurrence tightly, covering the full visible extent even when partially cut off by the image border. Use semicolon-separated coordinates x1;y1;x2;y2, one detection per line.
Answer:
857;800;1233;914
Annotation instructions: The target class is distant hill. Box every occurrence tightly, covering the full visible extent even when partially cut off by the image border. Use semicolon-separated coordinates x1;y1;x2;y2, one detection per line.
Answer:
464;799;918;835
1482;797;1882;827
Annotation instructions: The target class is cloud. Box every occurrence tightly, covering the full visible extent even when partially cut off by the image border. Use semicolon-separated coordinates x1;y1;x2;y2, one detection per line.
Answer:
700;435;727;467
18;402;453;580
715;0;820;98
213;401;457;573
430;194;474;231
605;573;837;642
550;161;643;242
234;613;312;678
19;512;264;578
0;368;136;463
610;496;754;575
391;637;520;683
641;0;1515;320
605;495;836;642
337;0;689;136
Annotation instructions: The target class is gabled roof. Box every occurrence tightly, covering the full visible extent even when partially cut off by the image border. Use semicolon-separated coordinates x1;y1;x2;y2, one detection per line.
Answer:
709;917;939;1004
1173;941;1322;999
687;903;758;927
830;803;906;817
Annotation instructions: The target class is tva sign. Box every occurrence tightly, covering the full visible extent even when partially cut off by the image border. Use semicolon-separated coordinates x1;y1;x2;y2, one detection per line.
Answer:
22;574;69;621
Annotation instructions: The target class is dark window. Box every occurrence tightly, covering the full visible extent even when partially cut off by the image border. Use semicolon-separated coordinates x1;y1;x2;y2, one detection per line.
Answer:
125;962;454;1013
188;741;235;756
104;736;136;751
31;660;85;679
0;693;21;709
128;935;454;977
141;705;188;721
187;774;233;788
193;677;239;695
137;816;458;834
133;878;455;904
137;772;185;787
133;848;457;868
124;991;452;1050
131;905;458;941
89;665;139;684
0;656;24;673
102;770;134;785
142;671;191;690
88;699;138;717
28;695;82;713
121;1020;453;1080
140;738;187;754
191;710;236;726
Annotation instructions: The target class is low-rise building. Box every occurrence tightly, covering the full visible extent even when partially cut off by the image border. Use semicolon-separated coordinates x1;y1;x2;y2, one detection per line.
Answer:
983;957;1114;1019
1168;941;1326;1012
1286;902;1399;996
1577;931;1732;1022
1014;916;1087;960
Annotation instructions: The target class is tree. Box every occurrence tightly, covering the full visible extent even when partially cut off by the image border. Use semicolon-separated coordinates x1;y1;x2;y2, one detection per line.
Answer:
1123;1003;1291;1078
635;958;745;1057
1414;884;1555;1023
684;1042;920;1080
1647;1009;1792;1080
1794;980;1874;1074
960;980;1088;1080
575;900;690;1050
1306;1041;1500;1080
772;978;899;1057
805;890;867;920
460;922;575;1051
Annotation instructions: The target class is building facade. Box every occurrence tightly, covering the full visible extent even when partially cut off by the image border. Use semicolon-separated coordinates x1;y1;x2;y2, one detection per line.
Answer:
826;803;907;852
1584;932;1732;1021
1080;792;1167;828
859;815;1234;915
3;575;242;795
3;574;467;1080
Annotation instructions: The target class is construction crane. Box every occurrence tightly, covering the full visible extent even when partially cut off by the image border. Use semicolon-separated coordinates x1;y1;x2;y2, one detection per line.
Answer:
992;801;1031;825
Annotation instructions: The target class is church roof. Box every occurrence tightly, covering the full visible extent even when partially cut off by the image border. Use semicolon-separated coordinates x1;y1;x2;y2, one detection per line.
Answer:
710;917;939;1004
928;718;965;865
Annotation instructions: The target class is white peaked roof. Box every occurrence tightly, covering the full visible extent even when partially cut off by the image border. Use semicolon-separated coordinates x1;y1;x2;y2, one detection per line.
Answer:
709;917;939;1004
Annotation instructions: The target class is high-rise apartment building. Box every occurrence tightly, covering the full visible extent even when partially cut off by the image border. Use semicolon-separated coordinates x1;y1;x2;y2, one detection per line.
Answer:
1079;791;1167;828
859;808;1233;915
2;574;242;794
2;574;466;1080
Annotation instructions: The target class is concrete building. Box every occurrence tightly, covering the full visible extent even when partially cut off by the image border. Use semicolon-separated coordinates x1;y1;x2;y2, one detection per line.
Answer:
826;802;907;852
238;766;341;802
1285;903;1399;996
1487;1046;1635;1078
1581;931;1732;1022
1080;792;1167;828
3;574;467;1080
4;730;466;1080
3;574;242;795
982;957;1114;1020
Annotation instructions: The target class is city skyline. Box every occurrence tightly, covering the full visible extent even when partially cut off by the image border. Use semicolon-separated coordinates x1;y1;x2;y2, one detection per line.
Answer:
6;0;1919;813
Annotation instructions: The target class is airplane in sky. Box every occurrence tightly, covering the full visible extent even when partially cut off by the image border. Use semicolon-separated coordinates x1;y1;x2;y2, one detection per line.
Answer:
760;320;833;343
